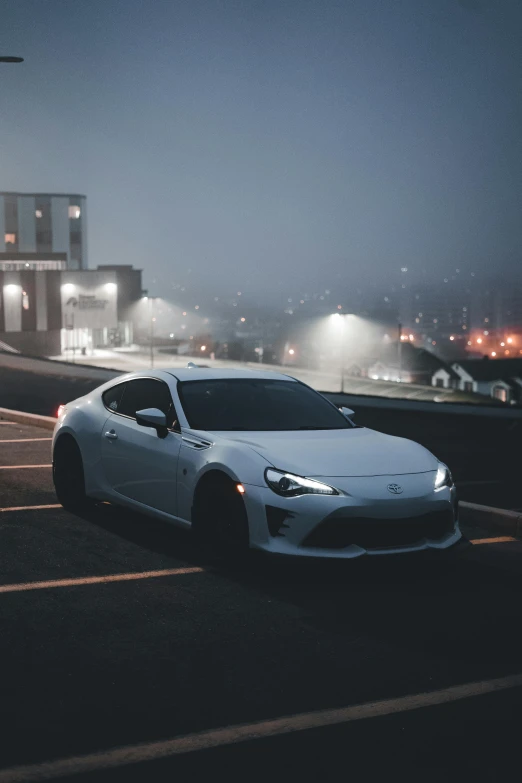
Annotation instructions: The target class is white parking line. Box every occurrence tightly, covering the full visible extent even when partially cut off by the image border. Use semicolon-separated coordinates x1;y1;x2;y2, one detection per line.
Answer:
0;567;204;595
470;536;517;545
0;438;52;444
0;673;520;782
0;464;52;470
0;504;62;513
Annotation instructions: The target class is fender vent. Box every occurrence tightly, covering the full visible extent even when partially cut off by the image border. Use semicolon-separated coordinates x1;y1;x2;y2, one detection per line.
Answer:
266;506;293;537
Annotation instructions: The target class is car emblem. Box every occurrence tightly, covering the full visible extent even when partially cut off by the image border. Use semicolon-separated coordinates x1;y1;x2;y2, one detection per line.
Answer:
387;483;403;495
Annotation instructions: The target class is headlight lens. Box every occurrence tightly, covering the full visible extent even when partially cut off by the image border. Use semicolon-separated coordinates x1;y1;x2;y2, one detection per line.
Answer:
434;463;453;489
265;468;339;497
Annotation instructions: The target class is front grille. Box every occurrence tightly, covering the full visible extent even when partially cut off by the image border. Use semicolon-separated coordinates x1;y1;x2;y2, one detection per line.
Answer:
302;510;455;550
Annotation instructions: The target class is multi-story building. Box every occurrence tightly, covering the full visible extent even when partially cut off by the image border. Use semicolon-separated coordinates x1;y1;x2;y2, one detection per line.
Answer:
0;192;87;271
0;265;142;356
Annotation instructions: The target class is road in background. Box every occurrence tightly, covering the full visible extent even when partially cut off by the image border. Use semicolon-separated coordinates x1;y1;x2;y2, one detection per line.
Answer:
48;346;491;404
1;420;522;780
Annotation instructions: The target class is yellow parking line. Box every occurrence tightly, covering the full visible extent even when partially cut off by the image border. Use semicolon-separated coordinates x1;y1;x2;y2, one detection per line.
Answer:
0;438;52;443
0;567;204;595
0;673;521;782
0;464;52;470
0;504;62;513
470;536;517;545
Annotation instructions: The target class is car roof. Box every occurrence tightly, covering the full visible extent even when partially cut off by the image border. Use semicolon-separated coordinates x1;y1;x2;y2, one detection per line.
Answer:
164;367;297;382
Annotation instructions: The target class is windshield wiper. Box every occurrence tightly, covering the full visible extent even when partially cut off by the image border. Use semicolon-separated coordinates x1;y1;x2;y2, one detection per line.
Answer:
297;425;339;430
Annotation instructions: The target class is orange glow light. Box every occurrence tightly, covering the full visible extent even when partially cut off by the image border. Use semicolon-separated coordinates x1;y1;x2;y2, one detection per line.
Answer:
507;337;513;344
477;338;483;344
237;484;245;494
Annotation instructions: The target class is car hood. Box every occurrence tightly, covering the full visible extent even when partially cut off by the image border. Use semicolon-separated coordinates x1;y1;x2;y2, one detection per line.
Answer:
214;428;438;477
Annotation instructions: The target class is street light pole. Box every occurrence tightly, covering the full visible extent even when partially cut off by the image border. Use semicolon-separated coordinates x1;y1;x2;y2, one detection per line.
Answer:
149;298;154;369
398;321;403;382
340;315;347;394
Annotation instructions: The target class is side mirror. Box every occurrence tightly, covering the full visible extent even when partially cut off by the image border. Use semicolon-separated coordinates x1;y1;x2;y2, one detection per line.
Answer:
136;408;168;438
340;406;355;419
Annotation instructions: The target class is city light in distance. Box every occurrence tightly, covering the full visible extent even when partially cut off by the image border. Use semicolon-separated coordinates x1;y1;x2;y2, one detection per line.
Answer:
449;336;455;341
477;338;483;344
200;345;206;351
182;312;187;316
62;283;75;293
507;337;513;344
288;349;295;355
240;317;246;322
491;352;497;357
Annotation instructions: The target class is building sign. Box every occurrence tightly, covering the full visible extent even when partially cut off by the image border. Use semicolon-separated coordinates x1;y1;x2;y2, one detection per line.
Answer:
61;272;117;329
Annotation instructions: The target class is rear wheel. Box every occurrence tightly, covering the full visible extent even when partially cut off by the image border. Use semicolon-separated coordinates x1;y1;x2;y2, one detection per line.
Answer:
53;437;94;512
192;475;249;560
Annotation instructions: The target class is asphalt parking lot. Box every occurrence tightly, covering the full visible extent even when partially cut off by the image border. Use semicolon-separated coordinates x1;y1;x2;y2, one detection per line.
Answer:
1;419;522;782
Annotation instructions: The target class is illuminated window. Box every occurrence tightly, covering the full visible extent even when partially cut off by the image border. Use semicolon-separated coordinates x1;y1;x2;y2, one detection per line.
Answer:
35;209;43;218
493;386;507;403
5;233;16;244
22;290;30;310
68;205;81;219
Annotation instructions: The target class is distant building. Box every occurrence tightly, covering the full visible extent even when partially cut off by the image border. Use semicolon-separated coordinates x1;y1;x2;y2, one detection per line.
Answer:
365;342;454;386
0;192;87;271
432;358;522;404
0;265;142;356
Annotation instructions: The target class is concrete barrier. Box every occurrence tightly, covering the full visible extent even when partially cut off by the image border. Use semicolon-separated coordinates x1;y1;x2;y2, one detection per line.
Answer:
0;407;56;431
460;501;522;538
1;403;519;539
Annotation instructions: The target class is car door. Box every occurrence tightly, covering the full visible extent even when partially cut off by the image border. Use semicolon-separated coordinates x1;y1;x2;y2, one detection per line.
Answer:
100;377;182;516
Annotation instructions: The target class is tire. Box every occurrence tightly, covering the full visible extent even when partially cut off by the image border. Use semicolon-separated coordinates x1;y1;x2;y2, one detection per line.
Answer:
193;476;249;560
53;437;95;512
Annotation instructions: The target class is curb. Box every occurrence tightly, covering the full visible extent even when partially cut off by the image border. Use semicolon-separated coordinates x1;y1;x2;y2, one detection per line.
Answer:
0;407;56;431
460;501;522;539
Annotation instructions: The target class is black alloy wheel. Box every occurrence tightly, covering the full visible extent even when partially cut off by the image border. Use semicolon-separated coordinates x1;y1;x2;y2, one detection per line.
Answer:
193;477;250;560
53;437;95;512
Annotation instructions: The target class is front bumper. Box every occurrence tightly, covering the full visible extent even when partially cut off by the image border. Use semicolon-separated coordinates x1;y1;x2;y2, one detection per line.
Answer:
242;474;461;559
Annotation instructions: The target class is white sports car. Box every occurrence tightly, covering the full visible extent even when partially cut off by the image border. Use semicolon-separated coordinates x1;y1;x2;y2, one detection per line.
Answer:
52;367;461;559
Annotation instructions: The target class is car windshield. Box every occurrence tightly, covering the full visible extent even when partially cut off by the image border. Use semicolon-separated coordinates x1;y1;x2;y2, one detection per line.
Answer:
177;379;352;432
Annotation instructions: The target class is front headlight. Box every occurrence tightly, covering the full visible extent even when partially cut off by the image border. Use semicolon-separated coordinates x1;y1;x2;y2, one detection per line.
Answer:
265;468;339;498
434;463;453;489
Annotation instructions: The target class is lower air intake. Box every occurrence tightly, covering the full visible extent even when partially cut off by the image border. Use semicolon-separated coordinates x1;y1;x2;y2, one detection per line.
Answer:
302;510;455;550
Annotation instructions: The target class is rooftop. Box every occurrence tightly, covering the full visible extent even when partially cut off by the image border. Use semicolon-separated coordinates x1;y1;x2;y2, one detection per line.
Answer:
454;358;522;382
0;191;86;199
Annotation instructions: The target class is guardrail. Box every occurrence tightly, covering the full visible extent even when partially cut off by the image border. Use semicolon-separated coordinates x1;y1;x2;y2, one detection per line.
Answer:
0;405;519;539
0;407;56;431
459;501;522;539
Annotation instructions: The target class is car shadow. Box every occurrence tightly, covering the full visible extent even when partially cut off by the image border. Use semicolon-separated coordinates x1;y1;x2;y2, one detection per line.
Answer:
77;502;522;668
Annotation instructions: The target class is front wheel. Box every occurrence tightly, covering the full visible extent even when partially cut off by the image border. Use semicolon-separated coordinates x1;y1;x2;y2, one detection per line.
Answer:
53;437;95;512
193;477;250;561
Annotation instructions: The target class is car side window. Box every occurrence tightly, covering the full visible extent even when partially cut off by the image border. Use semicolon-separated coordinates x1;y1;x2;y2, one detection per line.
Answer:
102;383;127;412
117;378;179;430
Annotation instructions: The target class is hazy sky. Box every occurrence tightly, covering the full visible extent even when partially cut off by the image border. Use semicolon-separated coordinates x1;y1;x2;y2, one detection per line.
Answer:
1;0;521;303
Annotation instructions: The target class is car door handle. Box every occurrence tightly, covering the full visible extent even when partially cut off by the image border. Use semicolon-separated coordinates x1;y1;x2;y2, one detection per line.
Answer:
104;430;118;440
